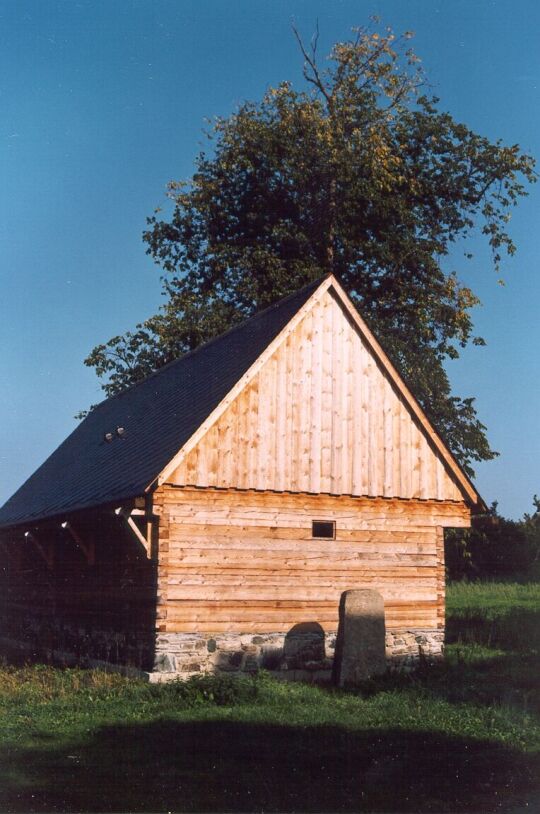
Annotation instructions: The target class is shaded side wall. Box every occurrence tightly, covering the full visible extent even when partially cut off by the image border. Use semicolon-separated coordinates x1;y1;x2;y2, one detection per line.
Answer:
0;512;157;671
152;486;469;676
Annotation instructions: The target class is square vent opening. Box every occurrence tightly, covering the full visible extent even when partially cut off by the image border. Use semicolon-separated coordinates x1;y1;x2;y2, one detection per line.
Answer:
312;520;336;539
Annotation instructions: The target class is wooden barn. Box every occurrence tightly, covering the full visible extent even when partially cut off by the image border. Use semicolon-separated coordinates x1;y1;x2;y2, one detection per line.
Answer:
0;275;483;679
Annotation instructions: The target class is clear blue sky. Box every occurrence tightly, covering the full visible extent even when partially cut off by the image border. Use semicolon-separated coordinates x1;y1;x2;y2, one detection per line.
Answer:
1;0;538;518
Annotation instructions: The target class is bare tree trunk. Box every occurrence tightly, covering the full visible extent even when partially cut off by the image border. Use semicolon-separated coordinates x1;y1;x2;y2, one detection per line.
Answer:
326;174;337;272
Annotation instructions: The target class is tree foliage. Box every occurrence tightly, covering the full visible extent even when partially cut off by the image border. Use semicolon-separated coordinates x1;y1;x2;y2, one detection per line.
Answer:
445;496;540;581
84;22;535;475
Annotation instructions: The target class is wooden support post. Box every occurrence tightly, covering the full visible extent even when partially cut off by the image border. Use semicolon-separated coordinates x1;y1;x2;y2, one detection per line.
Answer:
115;507;152;559
24;531;53;568
61;522;95;565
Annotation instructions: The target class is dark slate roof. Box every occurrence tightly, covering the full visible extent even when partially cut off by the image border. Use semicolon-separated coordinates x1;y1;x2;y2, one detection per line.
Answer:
0;278;324;529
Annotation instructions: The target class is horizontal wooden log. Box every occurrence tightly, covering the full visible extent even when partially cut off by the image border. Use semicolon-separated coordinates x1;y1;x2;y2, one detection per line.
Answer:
165;566;439;579
166;571;438;585
163;615;438;633
167;581;433;605
168;538;437;556
163;597;437;607
167;544;437;561
168;522;437;543
167;511;467;530
167;549;436;564
164;608;438;621
162;487;469;525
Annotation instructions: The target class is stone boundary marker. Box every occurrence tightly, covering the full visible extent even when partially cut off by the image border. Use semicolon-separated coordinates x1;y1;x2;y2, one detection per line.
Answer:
332;589;386;686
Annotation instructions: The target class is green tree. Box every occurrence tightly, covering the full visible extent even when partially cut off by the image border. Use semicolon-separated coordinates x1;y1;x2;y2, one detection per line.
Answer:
85;23;535;475
445;497;540;581
521;495;540;569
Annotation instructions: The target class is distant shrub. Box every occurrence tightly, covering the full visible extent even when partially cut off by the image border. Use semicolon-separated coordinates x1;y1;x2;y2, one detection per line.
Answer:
445;498;540;581
149;673;261;707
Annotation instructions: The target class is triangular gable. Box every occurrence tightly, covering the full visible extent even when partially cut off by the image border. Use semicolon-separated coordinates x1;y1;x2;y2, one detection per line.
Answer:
159;276;482;507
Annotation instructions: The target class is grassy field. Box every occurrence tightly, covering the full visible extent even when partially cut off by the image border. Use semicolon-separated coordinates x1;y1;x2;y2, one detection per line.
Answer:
0;582;538;813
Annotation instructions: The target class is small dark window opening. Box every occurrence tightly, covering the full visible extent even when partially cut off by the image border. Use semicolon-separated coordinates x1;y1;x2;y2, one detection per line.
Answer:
312;520;336;539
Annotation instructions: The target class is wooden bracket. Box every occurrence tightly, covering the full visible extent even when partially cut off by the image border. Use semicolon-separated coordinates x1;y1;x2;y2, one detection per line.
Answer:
61;521;95;565
24;531;54;568
115;507;153;559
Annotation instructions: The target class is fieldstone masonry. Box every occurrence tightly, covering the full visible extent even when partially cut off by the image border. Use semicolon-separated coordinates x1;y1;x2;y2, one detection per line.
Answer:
0;613;154;672
0;612;444;679
386;629;445;668
151;627;445;681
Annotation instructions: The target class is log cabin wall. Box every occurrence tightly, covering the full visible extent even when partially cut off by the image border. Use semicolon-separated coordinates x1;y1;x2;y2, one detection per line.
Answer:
0;513;157;671
152;486;469;677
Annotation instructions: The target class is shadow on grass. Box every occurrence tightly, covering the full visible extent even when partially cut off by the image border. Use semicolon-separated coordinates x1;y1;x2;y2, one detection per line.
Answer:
446;607;540;652
356;649;540;717
356;654;540;726
1;718;537;813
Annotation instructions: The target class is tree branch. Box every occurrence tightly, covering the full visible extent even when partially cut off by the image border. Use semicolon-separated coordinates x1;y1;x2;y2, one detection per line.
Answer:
292;23;333;107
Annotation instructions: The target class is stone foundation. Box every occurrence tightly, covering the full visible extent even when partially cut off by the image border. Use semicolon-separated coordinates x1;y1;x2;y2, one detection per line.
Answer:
385;629;445;670
0;614;444;680
151;628;444;681
0;613;154;672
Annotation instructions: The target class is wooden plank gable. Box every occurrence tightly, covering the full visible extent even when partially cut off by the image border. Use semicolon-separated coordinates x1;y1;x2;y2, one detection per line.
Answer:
166;281;471;503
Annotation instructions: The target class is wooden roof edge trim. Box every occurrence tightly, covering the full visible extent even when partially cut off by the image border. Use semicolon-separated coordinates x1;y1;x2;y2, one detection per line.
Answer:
327;276;485;510
0;494;148;534
160;481;471;506
153;277;334;489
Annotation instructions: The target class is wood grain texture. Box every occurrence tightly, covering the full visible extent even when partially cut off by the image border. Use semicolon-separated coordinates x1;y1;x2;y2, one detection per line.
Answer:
169;289;465;502
161;488;470;527
156;486;464;635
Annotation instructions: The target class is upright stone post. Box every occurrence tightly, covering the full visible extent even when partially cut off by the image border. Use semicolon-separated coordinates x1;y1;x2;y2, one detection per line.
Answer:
333;589;386;687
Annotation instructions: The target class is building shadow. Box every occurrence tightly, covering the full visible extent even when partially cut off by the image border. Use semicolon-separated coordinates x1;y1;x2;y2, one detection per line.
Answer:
446;606;540;652
282;621;327;668
0;717;537;813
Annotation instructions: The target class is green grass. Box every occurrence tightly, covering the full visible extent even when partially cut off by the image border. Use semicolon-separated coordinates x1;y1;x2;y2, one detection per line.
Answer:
447;580;540;651
448;581;540;615
0;582;539;813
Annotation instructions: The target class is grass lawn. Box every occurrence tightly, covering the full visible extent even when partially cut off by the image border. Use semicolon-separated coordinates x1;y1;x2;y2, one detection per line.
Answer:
0;582;538;813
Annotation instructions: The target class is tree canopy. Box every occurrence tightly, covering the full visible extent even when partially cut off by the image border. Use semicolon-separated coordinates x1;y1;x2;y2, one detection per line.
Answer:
85;23;535;476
